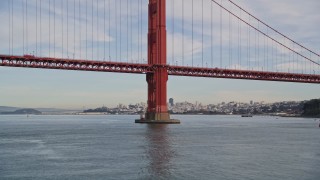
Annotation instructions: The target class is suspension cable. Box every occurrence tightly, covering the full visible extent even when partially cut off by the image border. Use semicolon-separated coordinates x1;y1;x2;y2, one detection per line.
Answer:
26;0;28;54
61;0;64;58
40;0;42;56
109;0;111;61
104;0;106;60
53;0;55;57
202;0;204;67
182;0;184;66
36;0;38;56
74;0;76;59
210;0;320;66
22;0;25;55
96;0;99;60
130;0;132;62
79;0;81;59
137;0;140;62
91;0;93;60
192;0;194;67
115;0;118;61
227;0;320;58
120;0;122;61
11;0;13;55
49;0;51;56
8;0;11;55
86;0;87;59
127;0;129;62
211;1;213;67
172;0;174;65
67;0;69;58
140;0;143;63
220;0;222;68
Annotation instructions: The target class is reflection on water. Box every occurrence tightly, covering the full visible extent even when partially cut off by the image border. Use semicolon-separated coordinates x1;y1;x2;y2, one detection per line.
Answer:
145;125;175;178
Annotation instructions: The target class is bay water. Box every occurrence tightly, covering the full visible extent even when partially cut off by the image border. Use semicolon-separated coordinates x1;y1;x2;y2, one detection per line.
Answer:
0;115;319;179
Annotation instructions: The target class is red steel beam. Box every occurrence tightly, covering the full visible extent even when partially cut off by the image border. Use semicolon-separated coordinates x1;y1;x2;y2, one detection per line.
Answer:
167;65;320;84
0;55;152;74
1;55;319;84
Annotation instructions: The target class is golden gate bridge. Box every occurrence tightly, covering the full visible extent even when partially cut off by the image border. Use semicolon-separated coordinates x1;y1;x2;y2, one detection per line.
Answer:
0;0;319;123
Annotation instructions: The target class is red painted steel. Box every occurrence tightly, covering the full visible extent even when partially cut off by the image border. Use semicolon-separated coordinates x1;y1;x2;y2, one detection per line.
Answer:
145;0;170;121
0;55;152;74
167;65;320;84
1;55;319;84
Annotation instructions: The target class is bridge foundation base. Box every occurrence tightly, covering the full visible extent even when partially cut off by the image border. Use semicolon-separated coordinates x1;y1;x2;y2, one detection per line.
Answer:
135;112;180;124
135;119;180;124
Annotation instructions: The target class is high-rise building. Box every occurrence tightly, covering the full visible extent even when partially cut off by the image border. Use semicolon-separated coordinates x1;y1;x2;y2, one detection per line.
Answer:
169;98;174;106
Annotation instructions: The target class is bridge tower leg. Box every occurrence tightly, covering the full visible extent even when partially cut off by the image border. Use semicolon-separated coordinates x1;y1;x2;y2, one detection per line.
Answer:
135;0;180;124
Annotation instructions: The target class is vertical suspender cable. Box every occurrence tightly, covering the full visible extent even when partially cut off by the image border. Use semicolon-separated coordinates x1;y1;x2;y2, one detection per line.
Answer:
130;0;132;62
140;0;142;63
201;0;203;67
248;16;250;69
137;0;139;62
104;0;106;60
49;0;51;56
61;0;64;58
97;0;99;60
257;22;259;68
182;0;184;66
247;15;249;69
239;10;241;68
115;0;118;61
79;0;81;59
211;1;213;67
229;3;231;68
91;0;93;60
237;10;240;69
74;0;76;59
86;0;88;60
36;0;38;56
220;0;222;68
65;0;68;58
109;0;111;60
192;0;193;67
22;0;25;55
26;0;28;54
8;0;10;55
53;0;55;57
264;28;266;71
172;0;174;65
120;0;122;61
11;0;13;55
40;0;42;56
127;0;129;62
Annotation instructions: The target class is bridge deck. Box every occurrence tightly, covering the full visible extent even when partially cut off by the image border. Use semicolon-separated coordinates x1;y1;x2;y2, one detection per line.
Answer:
1;55;319;84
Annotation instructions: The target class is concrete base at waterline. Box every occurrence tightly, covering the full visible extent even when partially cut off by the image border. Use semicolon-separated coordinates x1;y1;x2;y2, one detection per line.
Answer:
135;119;180;124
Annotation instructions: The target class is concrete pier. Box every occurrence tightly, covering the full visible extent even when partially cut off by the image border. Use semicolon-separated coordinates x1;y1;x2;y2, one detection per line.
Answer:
135;119;180;124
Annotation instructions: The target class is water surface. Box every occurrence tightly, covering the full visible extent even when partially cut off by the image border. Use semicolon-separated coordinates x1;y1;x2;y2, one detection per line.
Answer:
0;115;319;179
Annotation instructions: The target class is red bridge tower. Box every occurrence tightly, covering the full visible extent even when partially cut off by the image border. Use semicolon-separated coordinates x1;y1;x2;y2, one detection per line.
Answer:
135;0;180;124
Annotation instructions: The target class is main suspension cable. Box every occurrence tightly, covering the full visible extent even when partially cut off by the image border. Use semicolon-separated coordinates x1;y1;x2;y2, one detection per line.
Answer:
227;0;320;58
210;0;320;66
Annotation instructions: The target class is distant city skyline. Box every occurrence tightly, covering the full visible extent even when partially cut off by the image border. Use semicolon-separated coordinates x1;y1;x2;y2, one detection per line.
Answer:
0;0;319;109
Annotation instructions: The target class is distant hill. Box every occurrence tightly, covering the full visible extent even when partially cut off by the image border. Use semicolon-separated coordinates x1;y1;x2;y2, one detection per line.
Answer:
302;99;320;117
0;106;80;114
0;106;21;113
1;108;42;115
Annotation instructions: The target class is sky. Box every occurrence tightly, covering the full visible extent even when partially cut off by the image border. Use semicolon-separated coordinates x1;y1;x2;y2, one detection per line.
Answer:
0;0;319;109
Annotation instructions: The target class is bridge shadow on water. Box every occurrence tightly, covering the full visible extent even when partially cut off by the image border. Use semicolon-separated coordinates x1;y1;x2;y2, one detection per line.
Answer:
144;124;176;178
